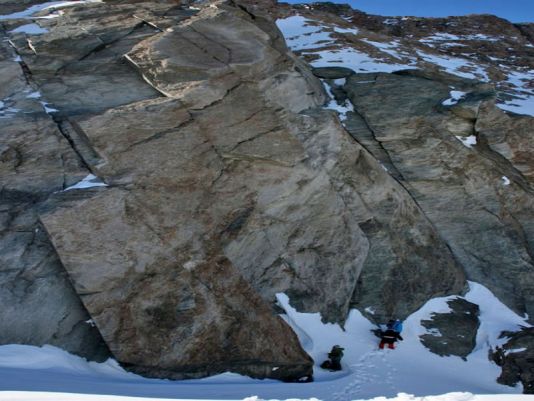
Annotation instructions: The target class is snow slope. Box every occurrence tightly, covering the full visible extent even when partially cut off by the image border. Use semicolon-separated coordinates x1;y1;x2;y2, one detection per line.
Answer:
0;283;529;401
0;392;530;401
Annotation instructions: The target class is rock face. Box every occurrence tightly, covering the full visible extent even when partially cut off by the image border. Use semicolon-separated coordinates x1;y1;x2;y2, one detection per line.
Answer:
1;0;468;380
0;20;108;360
1;0;533;386
343;71;534;320
492;328;534;394
36;0;464;378
275;4;534;323
420;298;479;359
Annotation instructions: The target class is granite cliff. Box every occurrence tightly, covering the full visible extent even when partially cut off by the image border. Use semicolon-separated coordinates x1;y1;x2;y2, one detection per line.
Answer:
0;0;532;390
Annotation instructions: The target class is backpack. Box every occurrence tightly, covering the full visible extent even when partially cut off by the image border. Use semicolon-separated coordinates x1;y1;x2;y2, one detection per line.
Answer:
393;320;403;333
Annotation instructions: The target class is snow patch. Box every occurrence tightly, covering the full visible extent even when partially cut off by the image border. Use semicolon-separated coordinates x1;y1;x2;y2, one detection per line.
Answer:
0;99;21;118
183;260;199;271
276;16;410;73
308;47;410;73
505;348;526;356
322;81;354;121
333;26;359;36
9;23;48;35
502;176;511;186
63;174;108;191
26;91;41;99
465;281;531;350
0;1;102;21
497;95;534;117
362;39;415;62
456;135;477;148
421;33;501;44
495;69;534;116
442;90;467;106
40;101;58;114
364;307;376;315
416;51;489;81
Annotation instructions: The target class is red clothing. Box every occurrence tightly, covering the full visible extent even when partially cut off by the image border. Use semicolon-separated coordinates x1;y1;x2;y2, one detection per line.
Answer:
379;328;403;350
379;340;395;349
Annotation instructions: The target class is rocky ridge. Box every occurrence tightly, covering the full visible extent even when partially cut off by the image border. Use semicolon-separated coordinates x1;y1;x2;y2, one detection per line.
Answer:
0;0;532;389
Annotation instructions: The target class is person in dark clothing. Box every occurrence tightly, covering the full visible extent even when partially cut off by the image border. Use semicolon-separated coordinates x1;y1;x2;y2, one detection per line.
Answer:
379;326;403;349
320;345;344;371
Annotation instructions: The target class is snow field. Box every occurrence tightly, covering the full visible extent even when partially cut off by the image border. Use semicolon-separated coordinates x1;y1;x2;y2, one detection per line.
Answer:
0;282;529;401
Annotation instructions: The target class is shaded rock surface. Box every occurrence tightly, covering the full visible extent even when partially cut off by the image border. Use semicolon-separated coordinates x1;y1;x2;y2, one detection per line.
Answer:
420;298;480;359
492;328;534;394
0;26;108;360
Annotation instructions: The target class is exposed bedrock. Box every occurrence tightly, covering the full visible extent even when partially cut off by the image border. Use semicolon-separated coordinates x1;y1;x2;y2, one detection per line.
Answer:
492;327;534;394
420;298;480;359
340;69;534;322
15;0;465;380
0;36;108;360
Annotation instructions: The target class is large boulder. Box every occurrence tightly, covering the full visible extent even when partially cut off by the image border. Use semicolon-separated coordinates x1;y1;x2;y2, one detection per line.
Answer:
420;298;480;359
